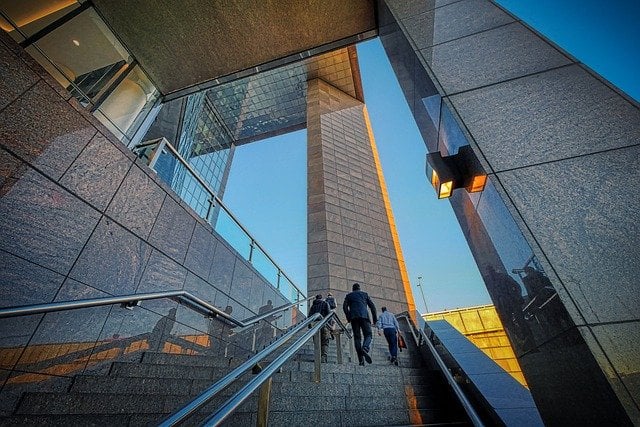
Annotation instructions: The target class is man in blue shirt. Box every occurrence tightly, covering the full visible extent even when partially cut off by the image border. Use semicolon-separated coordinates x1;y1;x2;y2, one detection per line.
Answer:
343;283;377;365
376;307;400;365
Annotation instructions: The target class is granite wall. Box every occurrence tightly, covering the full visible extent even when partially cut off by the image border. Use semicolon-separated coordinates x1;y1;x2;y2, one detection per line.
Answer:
379;0;640;424
0;31;292;414
306;78;416;315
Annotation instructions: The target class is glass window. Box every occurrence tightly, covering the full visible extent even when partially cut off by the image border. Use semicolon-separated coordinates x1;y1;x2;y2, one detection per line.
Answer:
94;65;159;142
3;3;160;144
26;8;131;106
0;0;80;42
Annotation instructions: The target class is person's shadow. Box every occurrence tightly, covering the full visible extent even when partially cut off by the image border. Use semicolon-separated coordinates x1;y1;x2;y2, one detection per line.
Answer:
148;307;177;352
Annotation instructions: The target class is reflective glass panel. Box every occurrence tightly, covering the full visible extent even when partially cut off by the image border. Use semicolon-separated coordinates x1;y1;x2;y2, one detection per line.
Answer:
95;65;159;142
28;8;131;105
0;0;79;41
250;246;278;286
213;208;251;260
475;179;574;355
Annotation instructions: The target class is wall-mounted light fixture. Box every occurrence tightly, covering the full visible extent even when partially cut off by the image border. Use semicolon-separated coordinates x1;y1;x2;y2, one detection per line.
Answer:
426;145;487;199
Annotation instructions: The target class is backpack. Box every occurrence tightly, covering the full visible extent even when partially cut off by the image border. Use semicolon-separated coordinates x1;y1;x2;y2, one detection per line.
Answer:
309;299;329;317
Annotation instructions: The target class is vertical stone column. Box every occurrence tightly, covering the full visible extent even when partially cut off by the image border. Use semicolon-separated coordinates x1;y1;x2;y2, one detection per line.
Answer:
306;78;416;315
380;0;640;424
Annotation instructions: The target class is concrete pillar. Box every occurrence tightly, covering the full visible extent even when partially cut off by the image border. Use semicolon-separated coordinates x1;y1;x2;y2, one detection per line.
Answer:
306;78;416;316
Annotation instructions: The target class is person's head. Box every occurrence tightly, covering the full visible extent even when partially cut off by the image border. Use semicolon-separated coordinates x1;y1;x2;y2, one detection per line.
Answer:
352;283;360;291
381;307;387;312
327;292;333;297
315;294;323;300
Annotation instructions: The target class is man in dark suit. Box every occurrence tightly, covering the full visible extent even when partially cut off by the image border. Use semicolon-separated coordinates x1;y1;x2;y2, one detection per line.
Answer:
343;283;377;365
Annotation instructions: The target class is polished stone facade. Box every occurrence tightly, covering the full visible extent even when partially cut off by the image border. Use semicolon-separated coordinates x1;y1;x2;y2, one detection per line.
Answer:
306;78;416;316
0;31;293;415
380;0;640;424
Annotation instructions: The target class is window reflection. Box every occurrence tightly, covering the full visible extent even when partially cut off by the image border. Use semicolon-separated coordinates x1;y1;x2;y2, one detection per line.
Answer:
95;65;159;141
0;0;79;41
28;8;131;105
476;180;574;355
1;3;161;144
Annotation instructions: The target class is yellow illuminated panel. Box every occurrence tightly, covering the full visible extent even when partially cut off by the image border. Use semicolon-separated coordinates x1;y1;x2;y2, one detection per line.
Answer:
439;180;453;199
425;304;528;387
431;169;439;189
468;174;487;193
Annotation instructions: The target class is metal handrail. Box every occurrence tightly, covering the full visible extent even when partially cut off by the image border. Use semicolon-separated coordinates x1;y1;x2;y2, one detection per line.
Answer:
397;314;484;427
329;310;352;338
0;291;311;329
161;311;347;426
201;313;338;426
159;312;318;426
135;138;305;301
233;296;315;329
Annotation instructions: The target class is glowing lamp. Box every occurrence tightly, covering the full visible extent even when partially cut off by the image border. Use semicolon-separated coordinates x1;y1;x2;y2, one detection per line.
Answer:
426;145;487;199
426;154;455;199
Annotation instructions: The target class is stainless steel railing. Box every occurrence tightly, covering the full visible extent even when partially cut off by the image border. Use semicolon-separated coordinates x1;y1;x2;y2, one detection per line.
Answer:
397;313;484;427
133;137;305;304
0;291;313;328
161;311;349;427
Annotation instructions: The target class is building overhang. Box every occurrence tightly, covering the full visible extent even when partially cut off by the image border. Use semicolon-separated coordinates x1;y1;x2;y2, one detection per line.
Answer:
92;0;377;97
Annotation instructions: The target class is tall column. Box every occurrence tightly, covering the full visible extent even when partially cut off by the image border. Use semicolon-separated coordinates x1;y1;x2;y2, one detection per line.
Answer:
379;0;640;424
306;78;416;316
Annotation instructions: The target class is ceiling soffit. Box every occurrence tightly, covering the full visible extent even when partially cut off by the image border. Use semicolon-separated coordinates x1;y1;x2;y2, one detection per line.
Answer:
92;0;376;96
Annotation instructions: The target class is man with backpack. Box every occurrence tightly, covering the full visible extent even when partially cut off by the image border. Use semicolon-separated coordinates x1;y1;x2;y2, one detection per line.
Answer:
308;294;331;363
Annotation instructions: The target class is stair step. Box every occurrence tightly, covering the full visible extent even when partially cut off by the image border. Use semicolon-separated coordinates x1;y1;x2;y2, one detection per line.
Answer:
70;375;195;396
140;351;242;368
15;392;258;416
131;411;256;427
267;408;464;426
266;394;442;413
0;414;131;426
16;392;174;415
108;361;227;380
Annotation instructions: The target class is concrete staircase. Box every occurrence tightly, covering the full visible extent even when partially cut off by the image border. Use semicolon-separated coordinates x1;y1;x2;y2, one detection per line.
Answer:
1;322;469;426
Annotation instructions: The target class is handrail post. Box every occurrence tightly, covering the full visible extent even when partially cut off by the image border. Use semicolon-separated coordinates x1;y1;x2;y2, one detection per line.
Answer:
276;271;281;290
205;196;215;222
335;330;343;365
147;137;166;169
256;374;272;427
348;327;355;363
313;328;322;383
249;240;255;263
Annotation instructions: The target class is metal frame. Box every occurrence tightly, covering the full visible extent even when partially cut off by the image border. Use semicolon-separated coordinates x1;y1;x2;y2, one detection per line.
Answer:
135;137;306;301
160;312;350;426
397;314;484;427
0;291;312;329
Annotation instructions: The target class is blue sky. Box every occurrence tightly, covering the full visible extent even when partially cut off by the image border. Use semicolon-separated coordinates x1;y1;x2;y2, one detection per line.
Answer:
223;1;639;314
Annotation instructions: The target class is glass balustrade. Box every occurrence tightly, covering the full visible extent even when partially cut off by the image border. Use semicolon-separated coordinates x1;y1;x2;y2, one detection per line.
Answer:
133;138;305;305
